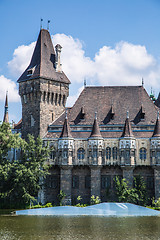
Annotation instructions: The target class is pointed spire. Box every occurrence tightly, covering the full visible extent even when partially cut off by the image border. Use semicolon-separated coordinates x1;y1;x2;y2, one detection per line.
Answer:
142;78;144;87
59;110;72;138
89;112;102;138
17;29;70;84
121;111;134;138
3;92;9;123
152;111;160;137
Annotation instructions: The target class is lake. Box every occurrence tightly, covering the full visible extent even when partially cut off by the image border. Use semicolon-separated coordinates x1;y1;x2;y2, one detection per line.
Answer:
0;214;160;240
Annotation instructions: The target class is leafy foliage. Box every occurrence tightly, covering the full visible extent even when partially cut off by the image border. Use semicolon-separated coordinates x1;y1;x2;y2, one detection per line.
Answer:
90;195;101;205
0;122;50;208
114;176;148;206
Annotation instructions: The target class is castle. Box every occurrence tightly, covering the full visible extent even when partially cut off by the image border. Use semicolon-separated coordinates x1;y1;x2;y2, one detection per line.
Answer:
4;28;160;205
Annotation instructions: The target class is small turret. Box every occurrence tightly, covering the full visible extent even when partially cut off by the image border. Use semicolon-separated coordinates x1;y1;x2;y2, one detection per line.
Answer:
58;110;74;165
119;111;136;165
88;112;103;165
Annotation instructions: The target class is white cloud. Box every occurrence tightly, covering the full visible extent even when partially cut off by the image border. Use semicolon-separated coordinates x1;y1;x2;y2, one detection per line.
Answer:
0;75;20;102
8;42;36;78
7;33;160;105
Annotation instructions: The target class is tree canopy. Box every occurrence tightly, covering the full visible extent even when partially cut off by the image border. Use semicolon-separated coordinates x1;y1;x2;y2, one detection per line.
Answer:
0;122;50;208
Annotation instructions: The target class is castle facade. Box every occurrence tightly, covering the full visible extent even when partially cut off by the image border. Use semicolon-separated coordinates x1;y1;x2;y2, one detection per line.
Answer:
15;28;160;205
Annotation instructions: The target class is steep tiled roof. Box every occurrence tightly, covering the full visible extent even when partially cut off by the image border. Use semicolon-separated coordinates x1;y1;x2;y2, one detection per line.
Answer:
17;29;70;84
52;86;158;126
121;112;134;138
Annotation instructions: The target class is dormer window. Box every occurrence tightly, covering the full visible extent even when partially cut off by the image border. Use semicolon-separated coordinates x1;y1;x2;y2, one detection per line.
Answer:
27;66;36;76
27;70;33;75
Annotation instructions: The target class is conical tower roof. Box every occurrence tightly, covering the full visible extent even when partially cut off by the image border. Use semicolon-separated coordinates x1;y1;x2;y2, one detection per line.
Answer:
152;112;160;137
121;111;134;138
89;112;102;138
17;29;70;84
3;92;9;123
59;111;72;138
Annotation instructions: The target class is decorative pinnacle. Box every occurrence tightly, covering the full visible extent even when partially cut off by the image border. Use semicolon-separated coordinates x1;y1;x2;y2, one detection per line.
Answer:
84;79;86;88
142;78;144;86
95;112;97;120
127;110;129;119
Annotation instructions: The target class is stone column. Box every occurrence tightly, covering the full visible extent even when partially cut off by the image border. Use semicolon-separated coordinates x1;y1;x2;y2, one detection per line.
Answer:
60;166;72;205
122;166;134;188
90;166;101;199
154;166;160;200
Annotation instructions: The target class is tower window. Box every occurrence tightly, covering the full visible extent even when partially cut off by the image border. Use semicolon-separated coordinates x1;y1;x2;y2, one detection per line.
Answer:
59;94;61;105
62;95;65;106
43;91;46;102
55;93;58;105
51;93;54;104
47;92;50;103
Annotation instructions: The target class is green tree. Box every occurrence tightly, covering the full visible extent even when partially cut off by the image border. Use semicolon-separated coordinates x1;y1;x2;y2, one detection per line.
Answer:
0;123;50;208
114;176;148;206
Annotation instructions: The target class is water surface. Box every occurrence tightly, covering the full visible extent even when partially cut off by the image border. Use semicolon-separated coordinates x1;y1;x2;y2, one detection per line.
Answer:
0;214;160;240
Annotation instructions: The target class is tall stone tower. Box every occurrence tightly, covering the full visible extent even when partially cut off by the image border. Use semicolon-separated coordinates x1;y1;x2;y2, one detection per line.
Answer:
17;29;70;139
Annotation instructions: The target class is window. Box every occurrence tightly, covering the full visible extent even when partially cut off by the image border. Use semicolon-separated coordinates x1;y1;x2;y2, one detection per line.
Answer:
85;175;91;189
50;150;56;160
106;147;111;160
139;148;146;160
63;150;68;158
125;150;130;159
101;175;111;189
77;148;85;160
113;147;117;160
43;91;46;102
48;176;58;189
72;176;79;189
51;93;54;104
93;147;98;158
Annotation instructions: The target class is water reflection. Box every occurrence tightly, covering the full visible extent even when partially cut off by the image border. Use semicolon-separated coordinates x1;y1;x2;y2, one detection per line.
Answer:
0;215;160;240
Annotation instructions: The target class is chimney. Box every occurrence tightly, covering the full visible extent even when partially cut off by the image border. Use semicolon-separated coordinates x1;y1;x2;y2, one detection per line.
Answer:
55;44;62;72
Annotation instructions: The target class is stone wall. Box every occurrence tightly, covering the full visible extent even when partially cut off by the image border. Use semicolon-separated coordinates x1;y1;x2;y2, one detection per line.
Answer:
19;78;69;139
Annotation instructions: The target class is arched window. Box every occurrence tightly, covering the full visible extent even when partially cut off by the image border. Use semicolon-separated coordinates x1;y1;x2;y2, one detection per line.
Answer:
139;148;146;160
50;150;56;160
106;147;111;160
93;146;98;158
113;147;117;160
77;148;85;160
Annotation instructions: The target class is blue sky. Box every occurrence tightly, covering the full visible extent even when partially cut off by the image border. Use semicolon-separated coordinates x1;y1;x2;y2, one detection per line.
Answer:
1;0;160;123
